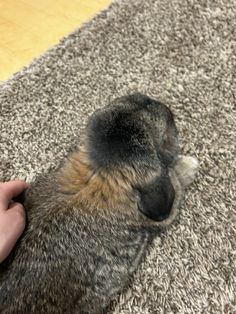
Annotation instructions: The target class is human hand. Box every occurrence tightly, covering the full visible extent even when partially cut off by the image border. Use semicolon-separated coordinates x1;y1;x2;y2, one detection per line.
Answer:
0;180;30;263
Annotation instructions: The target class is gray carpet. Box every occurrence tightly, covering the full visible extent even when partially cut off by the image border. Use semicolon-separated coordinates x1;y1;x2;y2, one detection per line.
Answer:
0;0;235;313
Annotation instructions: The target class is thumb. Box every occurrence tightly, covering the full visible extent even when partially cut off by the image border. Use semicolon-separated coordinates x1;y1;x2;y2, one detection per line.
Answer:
0;202;26;263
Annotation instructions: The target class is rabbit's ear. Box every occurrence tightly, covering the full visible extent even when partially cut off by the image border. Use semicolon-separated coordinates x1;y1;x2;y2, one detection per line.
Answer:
136;175;175;221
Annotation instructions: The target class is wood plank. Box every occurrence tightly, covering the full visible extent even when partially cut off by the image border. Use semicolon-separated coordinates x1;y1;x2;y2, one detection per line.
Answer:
0;0;111;81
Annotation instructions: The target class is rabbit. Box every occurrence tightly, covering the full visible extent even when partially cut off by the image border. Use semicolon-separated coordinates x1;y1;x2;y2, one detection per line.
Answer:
0;93;199;314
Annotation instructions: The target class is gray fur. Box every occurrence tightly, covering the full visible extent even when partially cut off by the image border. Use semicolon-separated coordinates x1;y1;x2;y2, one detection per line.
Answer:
0;94;198;314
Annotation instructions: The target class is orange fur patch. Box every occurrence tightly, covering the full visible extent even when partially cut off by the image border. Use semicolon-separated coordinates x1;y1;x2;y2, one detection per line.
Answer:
58;145;158;212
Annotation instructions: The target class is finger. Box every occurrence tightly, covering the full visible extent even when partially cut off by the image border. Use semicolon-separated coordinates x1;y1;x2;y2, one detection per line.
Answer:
8;202;26;233
0;203;26;263
0;180;30;211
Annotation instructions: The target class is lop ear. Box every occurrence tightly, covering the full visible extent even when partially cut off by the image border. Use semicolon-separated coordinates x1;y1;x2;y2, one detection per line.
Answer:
136;175;175;221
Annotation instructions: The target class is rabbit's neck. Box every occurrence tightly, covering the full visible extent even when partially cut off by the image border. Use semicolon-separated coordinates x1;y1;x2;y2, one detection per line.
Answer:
57;148;138;212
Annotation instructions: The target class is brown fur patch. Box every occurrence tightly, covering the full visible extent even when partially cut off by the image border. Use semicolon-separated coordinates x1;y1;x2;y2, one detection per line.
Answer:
58;145;159;212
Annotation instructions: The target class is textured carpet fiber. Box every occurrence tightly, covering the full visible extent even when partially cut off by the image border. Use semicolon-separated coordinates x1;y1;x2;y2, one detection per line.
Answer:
0;0;235;313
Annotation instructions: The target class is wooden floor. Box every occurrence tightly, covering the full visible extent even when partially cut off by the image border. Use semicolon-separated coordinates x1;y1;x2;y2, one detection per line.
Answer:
0;0;111;81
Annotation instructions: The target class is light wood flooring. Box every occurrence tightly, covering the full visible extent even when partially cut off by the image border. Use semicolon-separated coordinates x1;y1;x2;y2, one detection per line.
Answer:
0;0;111;81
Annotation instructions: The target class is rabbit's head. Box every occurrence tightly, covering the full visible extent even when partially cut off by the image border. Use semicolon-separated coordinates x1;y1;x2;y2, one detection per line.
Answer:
75;93;181;225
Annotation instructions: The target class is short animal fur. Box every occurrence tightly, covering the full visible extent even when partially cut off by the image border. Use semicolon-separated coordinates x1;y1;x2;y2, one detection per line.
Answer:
0;93;198;314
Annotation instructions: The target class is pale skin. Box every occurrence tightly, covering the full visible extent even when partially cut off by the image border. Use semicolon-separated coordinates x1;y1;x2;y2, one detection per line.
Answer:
0;180;30;263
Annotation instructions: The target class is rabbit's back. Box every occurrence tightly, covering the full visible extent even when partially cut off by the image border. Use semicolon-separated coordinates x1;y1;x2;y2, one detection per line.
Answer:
0;179;150;314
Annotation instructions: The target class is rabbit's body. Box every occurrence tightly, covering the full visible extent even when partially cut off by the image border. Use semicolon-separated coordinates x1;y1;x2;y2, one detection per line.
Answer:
0;94;198;313
1;172;152;314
